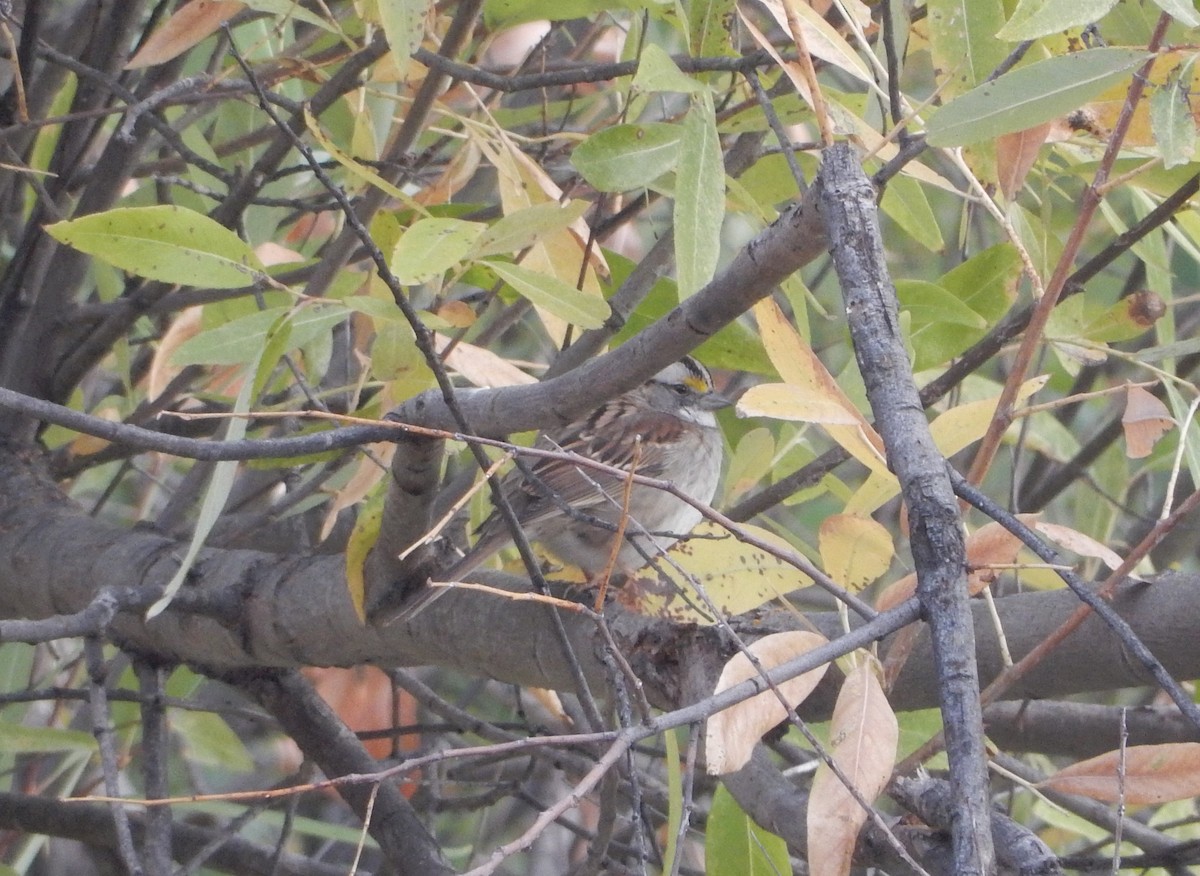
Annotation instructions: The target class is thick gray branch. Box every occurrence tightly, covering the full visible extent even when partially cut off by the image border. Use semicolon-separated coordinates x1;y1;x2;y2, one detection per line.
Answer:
819;143;994;875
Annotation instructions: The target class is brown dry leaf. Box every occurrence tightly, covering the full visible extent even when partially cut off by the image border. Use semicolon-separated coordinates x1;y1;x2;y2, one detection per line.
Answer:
963;515;1040;592
875;514;1037;611
147;307;201;400
808;658;898;876
1033;521;1123;570
126;0;245;69
435;300;476;328
705;631;830;775
996;123;1051;199
818;514;894;594
1122;385;1174;459
1039;743;1200;805
434;334;537;388
874;571;915;613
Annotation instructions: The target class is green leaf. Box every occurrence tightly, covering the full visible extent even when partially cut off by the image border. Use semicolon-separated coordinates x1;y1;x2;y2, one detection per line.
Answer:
174;307;286;366
675;91;724;298
0;722;97;754
147;365;256;619
572;124;683;192
243;0;339;30
45;205;266;288
996;0;1119;41
172;304;347;366
706;784;792;876
391;218;485;284
662;729;685;873
927;0;1008;99
484;260;610;328
473;201;589;258
880;175;944;252
896;280;988;370
374;0;425;78
939;243;1022;323
346;484;386;623
927;48;1153;147
1150;59;1198;169
632;43;707;93
169;710;255;773
687;0;735;59
1150;0;1200;27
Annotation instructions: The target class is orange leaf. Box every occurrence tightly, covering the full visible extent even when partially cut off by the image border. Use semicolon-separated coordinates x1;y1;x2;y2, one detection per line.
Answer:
126;0;246;69
996;123;1051;199
1040;743;1200;805
1122;385;1173;459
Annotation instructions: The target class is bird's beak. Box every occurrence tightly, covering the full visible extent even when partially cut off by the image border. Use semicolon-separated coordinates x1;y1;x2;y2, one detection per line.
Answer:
700;392;734;411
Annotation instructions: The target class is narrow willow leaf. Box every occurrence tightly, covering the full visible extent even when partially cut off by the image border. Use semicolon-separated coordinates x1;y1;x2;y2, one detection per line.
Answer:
928;49;1153;147
1041;743;1200;804
675;91;724;299
632;43;707;94
147;367;255;619
1150;0;1200;27
485;259;609;328
0;722;97;753
1150;60;1197;169
46;205;266;288
621;521;813;622
926;0;1007;99
572;124;683;192
662;729;684;874
472;200;589;258
817;514;894;593
996;0;1119;41
125;0;246;69
688;0;736;59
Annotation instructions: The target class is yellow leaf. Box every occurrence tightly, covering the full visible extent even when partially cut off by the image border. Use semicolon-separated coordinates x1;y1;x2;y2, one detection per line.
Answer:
818;514;894;593
706;631;831;775
619;522;812;622
344;485;387;624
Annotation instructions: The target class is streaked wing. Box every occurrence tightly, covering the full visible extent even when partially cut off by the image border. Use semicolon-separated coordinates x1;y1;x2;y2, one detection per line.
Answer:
504;405;683;526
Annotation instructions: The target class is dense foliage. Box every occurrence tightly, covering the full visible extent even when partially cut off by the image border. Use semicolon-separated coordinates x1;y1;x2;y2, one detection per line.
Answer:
3;0;1200;874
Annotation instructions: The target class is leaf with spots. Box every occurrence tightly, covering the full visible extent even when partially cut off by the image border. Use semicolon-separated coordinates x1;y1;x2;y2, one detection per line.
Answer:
46;205;266;289
620;522;812;622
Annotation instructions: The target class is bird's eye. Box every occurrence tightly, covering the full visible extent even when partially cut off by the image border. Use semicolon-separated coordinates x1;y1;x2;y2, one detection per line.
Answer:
672;383;690;396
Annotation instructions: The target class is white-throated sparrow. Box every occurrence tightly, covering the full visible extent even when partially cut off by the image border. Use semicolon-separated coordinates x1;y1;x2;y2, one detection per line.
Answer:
403;357;729;618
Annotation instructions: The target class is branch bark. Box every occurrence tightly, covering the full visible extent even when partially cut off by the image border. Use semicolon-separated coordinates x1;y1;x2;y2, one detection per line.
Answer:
819;143;995;875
